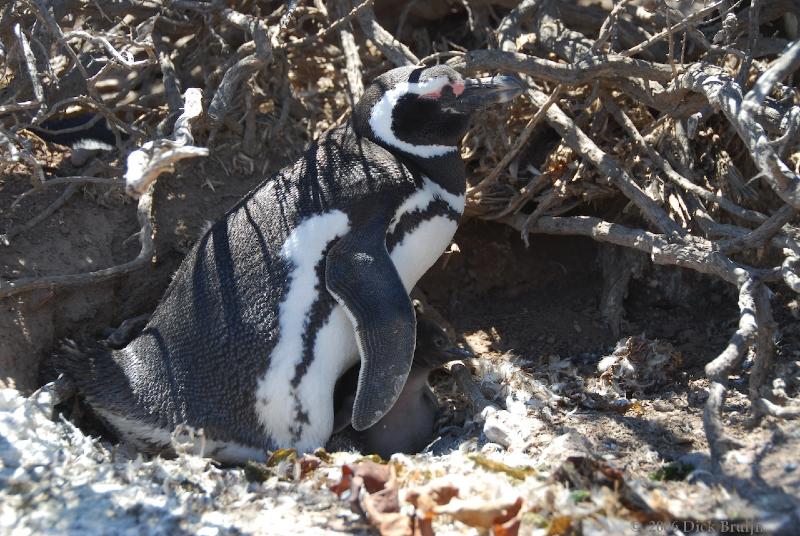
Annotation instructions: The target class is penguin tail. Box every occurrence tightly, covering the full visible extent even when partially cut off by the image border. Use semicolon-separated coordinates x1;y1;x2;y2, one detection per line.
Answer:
54;338;136;415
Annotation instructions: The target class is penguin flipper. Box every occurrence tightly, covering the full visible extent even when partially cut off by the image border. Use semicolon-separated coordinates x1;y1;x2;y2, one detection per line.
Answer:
325;228;416;432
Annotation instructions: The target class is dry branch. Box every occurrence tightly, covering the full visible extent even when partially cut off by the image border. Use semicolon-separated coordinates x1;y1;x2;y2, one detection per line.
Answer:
756;398;800;419
525;88;683;236
448;361;497;414
298;0;375;48
12;23;45;123
451;49;676;84
0;184;77;246
207;12;273;129
703;277;758;460
603;97;768;226
502;214;748;284
356;1;419;66
621;0;728;58
125;88;208;197
496;0;542;53
10;177;122;209
0;100;42;115
0;127;45;187
469;85;563;198
63;30;154;69
782;252;800;293
718;205;798;254
749;280;777;417
449;2;800;462
334;0;365;105
679;61;800;210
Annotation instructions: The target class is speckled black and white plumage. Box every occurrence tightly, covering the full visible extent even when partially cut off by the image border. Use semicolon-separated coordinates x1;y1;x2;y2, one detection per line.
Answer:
60;65;522;463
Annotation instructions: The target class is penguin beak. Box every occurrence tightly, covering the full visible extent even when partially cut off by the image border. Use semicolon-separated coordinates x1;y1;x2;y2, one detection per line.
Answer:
454;75;525;110
445;345;474;360
428;345;474;366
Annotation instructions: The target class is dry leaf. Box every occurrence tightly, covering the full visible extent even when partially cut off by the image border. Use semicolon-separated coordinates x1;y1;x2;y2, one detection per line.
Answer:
406;483;460;509
354;460;394;493
328;464;355;496
407;483;460;536
546;515;573;536
266;448;297;465
552;456;668;523
495;513;522;536
363;497;413;536
330;461;410;536
434;496;523;529
469;453;537;479
552;456;624;490
298;454;321;477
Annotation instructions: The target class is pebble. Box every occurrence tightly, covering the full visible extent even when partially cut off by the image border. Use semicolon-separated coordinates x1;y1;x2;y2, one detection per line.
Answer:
483;411;513;448
536;431;593;466
688;389;710;405
480;443;505;454
652;400;672;412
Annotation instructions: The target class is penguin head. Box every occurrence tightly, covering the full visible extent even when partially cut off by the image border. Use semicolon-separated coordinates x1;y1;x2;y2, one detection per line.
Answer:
354;65;523;159
412;301;473;370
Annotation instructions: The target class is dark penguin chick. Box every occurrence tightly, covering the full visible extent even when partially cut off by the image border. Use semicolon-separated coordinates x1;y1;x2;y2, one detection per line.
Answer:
59;65;523;464
331;308;469;458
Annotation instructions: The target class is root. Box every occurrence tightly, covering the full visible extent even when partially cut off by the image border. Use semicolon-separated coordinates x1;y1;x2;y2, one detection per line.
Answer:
703;277;759;460
599;245;644;338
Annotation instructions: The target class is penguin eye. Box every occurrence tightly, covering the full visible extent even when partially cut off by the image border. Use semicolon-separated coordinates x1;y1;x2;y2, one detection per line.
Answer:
434;337;446;348
422;83;461;100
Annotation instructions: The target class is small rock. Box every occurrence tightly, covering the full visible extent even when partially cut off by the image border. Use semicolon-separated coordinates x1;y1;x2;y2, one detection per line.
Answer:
476;405;497;424
688;388;710;405
609;398;632;411
537;431;593;467
652;400;672;412
483;411;513;448
481;443;504;454
481;408;544;451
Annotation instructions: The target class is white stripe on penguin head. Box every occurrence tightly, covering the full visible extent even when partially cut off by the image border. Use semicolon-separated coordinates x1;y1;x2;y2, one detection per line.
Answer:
369;76;458;159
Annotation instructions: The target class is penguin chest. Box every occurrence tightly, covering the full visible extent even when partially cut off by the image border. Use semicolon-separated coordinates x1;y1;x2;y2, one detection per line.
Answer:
254;177;463;452
387;176;464;291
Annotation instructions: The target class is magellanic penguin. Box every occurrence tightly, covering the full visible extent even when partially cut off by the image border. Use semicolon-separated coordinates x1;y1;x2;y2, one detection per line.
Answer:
332;302;471;459
61;65;523;463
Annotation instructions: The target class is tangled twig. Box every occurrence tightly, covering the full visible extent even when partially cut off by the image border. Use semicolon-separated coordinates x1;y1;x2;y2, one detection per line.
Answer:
125;88;208;197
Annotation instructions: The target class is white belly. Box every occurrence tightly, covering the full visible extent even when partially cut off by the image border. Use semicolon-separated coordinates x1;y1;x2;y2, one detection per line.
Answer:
259;179;464;452
390;216;459;292
387;175;465;291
